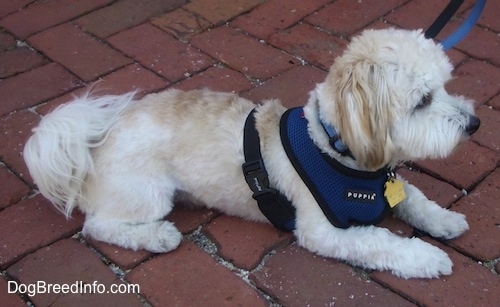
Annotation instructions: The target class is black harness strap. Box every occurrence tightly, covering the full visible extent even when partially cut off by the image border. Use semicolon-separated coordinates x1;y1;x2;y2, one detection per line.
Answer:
242;109;295;231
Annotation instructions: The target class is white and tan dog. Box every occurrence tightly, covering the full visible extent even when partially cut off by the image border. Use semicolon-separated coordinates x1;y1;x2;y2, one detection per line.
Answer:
24;29;480;279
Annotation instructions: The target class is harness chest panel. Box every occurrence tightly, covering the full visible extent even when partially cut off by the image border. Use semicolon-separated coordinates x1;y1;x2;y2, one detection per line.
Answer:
280;108;390;228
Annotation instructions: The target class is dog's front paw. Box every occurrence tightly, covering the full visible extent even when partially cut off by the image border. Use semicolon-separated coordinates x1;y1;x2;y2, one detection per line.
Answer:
393;238;453;279
424;210;469;240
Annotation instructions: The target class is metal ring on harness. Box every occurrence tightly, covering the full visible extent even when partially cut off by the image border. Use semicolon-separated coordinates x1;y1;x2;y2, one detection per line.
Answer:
424;0;486;50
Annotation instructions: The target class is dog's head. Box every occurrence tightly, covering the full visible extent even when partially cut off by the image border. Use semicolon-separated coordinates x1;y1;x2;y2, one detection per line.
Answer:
317;28;480;171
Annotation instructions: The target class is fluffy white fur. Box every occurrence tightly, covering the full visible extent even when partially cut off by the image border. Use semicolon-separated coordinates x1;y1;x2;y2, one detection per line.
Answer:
24;29;480;278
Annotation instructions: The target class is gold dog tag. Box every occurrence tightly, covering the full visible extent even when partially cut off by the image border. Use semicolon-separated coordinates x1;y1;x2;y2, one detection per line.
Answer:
384;178;406;208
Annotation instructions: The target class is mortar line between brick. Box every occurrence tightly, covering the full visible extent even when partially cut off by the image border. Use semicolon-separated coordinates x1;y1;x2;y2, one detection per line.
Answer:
65;21;137;81
481;258;500;275
302;0;414;40
399;163;467;206
0;227;81;276
1;269;36;306
405;161;472;195
182;3;262;29
0;2;33;20
2;0;123;41
101;20;227;86
0;41;50;80
444;242;500;272
453;49;500;69
226;22;332;77
370;276;422;306
185;226;283;306
159;8;214;43
75;232;153;307
0;160;33;193
2;80;86;117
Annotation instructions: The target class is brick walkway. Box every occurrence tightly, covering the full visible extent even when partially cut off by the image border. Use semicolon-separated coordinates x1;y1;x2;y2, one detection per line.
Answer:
1;0;499;306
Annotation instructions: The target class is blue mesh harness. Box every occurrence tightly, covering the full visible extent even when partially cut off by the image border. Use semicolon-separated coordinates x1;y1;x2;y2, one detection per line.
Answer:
279;108;390;228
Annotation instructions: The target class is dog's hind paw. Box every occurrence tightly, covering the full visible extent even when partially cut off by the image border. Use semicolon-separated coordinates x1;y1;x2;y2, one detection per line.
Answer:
147;221;183;253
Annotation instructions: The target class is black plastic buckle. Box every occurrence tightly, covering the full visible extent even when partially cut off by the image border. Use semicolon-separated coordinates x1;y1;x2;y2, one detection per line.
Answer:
242;160;272;198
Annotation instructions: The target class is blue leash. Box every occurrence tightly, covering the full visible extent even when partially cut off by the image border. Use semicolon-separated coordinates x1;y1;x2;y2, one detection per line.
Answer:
441;0;486;50
425;0;486;50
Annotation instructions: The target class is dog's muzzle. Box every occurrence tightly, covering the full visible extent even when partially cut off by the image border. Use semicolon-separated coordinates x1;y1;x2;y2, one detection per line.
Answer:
465;115;480;135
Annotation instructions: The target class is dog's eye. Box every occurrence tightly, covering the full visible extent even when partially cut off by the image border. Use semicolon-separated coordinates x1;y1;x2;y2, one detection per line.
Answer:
416;94;432;109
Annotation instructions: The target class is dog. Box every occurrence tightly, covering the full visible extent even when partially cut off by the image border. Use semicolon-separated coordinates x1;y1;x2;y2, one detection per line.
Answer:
24;28;480;279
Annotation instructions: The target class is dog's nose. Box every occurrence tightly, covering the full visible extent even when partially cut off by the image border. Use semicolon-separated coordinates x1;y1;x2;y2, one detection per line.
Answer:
465;115;480;135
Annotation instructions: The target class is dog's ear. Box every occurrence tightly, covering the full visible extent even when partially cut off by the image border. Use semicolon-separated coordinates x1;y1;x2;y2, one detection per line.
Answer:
332;61;394;170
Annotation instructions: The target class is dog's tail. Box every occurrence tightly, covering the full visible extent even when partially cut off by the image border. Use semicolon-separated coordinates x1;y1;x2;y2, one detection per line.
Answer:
23;92;135;217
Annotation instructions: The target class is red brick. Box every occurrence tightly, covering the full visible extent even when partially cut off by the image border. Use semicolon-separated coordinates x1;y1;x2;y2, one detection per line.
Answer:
152;8;211;40
0;0;32;19
268;23;348;70
352;20;396;35
87;239;153;271
28;23;132;82
0;110;41;182
174;66;253;93
0;165;29;210
204;215;293;270
90;63;170;94
447;60;500;107
231;0;331;39
0;63;82;116
251;243;415;306
488;94;500;111
306;0;406;36
0;31;16;50
0;47;46;78
168;205;218;234
475;0;500;32
191;26;297;80
397;167;463;208
76;0;185;38
445;48;470;68
371;239;499;306
127;241;266;306
6;239;143;306
0;278;25;307
35;63;170;115
471;105;500;152
0;195;83;269
108;23;214;82
0;0;114;39
416;141;498;190
377;215;414;238
448;168;500;261
241;65;327;108
184;0;261;25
